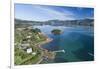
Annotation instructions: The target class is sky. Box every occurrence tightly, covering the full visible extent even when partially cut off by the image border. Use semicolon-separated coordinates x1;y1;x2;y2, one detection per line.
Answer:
15;4;94;21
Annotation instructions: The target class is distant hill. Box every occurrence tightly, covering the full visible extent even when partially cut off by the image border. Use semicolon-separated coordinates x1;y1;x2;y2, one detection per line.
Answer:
46;19;94;26
15;18;94;27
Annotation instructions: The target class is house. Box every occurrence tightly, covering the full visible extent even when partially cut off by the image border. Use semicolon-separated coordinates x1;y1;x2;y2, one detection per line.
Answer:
26;35;31;39
32;52;37;56
26;48;32;54
17;28;26;31
21;43;30;49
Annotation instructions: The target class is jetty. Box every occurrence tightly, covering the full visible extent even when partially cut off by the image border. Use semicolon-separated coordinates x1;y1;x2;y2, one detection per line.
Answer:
53;50;65;53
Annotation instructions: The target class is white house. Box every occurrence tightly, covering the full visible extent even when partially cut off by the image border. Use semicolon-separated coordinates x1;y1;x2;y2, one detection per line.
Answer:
32;52;37;56
26;48;32;54
26;35;31;39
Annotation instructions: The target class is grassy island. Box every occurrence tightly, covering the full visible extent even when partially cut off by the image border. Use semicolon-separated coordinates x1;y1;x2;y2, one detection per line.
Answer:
51;29;62;35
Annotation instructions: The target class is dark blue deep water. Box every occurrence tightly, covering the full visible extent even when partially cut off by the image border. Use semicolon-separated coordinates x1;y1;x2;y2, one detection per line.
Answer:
34;25;94;63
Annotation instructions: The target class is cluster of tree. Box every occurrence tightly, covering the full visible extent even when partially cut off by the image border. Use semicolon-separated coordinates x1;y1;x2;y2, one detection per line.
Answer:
51;29;62;35
31;28;41;34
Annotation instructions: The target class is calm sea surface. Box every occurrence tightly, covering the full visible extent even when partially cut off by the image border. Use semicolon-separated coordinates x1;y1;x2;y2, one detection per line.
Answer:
34;25;94;63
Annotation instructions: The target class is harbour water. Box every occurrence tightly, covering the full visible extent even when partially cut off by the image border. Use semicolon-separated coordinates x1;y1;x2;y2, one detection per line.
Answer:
34;25;94;63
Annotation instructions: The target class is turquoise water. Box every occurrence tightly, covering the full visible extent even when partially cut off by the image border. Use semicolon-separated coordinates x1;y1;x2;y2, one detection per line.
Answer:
34;25;94;63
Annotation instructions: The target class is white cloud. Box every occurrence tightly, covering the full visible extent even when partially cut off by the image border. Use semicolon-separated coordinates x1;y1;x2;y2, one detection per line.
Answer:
32;5;76;21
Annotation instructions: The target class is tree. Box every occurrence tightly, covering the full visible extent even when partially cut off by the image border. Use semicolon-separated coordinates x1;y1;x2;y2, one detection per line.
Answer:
51;29;62;35
31;28;41;33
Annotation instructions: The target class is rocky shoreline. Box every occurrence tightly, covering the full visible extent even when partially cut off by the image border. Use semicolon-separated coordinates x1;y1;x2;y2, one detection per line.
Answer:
37;37;56;64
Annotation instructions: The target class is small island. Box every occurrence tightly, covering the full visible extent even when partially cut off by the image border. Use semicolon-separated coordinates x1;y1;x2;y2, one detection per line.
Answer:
51;29;62;35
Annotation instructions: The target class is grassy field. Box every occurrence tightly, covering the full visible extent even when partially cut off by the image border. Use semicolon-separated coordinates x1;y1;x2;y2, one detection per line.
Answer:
14;26;47;65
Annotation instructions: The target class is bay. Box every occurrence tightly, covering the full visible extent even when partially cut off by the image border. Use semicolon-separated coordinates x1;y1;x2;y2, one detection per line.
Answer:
33;25;94;63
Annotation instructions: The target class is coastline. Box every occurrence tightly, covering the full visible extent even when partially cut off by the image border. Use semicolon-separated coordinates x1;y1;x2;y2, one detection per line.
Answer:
36;35;56;64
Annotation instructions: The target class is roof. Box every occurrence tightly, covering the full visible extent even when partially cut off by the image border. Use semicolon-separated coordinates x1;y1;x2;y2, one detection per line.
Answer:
27;48;32;53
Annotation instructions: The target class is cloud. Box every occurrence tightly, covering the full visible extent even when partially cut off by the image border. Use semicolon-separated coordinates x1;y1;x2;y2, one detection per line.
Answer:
15;4;94;21
31;5;76;21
